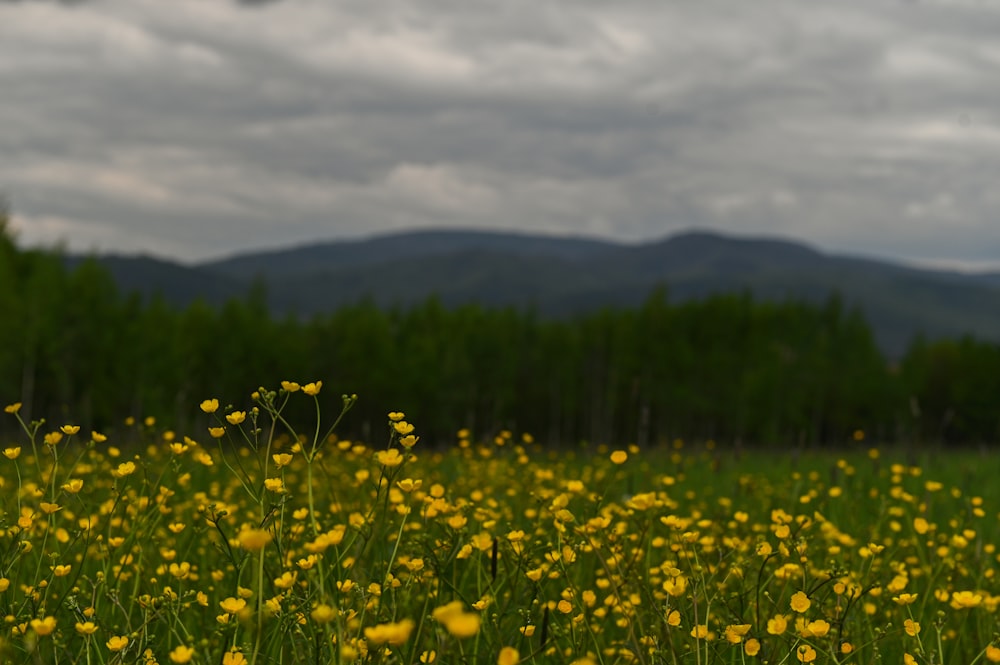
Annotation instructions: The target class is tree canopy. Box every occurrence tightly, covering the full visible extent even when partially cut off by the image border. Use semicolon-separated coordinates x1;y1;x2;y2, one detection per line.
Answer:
1;235;997;447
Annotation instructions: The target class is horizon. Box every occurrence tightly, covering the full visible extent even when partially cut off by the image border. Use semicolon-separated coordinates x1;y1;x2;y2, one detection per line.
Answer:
21;224;1000;276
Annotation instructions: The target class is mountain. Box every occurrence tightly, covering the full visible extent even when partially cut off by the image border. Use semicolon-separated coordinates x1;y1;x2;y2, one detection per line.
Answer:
63;253;244;307
66;228;1000;356
206;228;616;280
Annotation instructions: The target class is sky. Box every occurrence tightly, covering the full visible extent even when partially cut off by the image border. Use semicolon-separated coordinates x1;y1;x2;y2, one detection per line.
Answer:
3;0;1000;269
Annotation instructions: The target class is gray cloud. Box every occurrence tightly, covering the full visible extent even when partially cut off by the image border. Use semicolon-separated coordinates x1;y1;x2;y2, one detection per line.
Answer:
2;0;1000;268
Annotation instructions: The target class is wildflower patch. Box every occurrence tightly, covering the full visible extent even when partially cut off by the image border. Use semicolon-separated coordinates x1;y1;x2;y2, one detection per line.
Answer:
0;390;999;663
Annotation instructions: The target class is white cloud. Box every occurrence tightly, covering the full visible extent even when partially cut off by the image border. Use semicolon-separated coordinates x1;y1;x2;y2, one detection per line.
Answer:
10;211;191;258
383;164;498;213
2;0;1000;268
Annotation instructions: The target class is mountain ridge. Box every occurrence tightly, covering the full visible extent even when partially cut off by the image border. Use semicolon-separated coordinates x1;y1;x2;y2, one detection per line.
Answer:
63;227;1000;356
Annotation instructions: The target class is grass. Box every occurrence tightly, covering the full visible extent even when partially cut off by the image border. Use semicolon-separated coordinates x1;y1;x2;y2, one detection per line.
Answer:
1;382;999;664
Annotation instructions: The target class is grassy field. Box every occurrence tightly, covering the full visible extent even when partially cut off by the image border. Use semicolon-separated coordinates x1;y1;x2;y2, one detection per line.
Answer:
1;383;998;664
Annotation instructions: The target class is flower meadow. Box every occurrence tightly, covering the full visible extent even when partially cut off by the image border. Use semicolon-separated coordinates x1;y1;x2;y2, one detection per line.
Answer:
1;383;1000;665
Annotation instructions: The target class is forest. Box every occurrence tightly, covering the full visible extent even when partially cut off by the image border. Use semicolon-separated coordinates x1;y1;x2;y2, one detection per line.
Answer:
2;216;999;448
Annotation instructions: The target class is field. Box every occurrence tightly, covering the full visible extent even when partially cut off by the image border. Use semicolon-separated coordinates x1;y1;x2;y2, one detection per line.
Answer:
1;383;999;664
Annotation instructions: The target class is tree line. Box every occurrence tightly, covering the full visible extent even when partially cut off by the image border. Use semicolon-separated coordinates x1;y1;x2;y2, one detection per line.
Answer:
2;218;999;447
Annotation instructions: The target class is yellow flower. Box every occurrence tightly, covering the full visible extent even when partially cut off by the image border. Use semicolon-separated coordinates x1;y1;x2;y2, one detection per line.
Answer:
311;604;337;623
60;424;80;435
111;461;136;478
208;426;226;438
237;528;272;552
91;431;107;443
767;614;788;635
690;625;710;639
107;635;129;651
498;646;520;665
302;381;323;396
950;590;983;609
364;619;416;646
894;593;918;605
264;478;286;493
304;526;346;553
223;651;248;665
40;502;61;514
200;398;219;413
904;654;917;665
904;619;921;636
610;450;628;464
273;571;297;589
662;575;687;597
388;411;405;421
805;619;830;637
3;447;20;459
796;645;816;663
53;564;71;577
725;624;751;643
745;638;761;656
220;597;246;614
399;434;419;448
225;411;246;425
666;609;681;626
30;616;56;636
61;479;83;493
396;478;422;492
170;645;195;663
986;645;1000;663
169;562;192;579
281;381;300;392
790;591;811;613
393;421;415;435
432;601;481;638
75;621;98;635
272;453;293;468
627;492;658;510
375;449;405;468
44;431;63;446
3;402;21;414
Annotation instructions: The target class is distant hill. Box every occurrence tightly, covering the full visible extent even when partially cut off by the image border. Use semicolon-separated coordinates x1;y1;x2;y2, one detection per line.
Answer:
206;229;616;279
65;228;1000;356
63;254;245;308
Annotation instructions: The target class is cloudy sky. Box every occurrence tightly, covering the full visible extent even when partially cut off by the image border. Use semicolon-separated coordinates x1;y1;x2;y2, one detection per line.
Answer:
3;0;999;268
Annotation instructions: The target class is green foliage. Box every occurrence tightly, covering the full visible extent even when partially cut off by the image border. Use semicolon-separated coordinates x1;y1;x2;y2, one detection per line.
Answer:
2;395;1000;664
0;243;998;446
